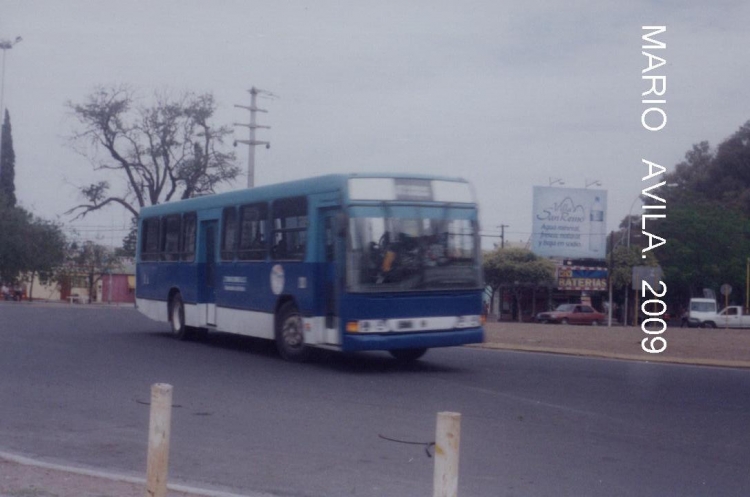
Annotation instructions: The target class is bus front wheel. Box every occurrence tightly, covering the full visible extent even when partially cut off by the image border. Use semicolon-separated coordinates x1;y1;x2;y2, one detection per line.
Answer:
169;293;190;341
389;348;428;362
275;303;311;361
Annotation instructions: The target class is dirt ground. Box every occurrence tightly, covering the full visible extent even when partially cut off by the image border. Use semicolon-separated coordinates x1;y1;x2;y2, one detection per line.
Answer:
481;319;750;368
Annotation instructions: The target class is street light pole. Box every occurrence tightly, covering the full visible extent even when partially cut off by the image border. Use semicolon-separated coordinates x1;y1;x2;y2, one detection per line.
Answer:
626;195;642;251
623;194;642;326
0;36;22;119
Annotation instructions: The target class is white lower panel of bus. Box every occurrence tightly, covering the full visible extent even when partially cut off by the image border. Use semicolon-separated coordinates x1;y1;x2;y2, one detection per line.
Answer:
136;298;340;346
136;298;168;324
215;306;274;340
301;316;341;346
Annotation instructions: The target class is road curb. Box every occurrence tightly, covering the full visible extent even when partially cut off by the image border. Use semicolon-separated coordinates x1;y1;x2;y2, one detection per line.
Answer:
0;451;273;497
472;342;750;369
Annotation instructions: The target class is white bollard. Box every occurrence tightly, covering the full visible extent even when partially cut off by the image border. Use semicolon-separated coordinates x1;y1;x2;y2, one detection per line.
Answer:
433;411;461;497
146;383;173;497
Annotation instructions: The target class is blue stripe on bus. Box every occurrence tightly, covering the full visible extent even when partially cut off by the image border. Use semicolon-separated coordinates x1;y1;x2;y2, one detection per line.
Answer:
342;327;483;352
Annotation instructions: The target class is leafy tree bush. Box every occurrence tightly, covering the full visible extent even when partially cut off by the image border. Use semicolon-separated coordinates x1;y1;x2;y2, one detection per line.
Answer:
624;120;750;308
0;201;66;295
483;247;556;321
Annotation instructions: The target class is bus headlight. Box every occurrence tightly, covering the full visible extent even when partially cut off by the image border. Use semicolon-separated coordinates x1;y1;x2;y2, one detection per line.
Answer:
455;315;481;328
347;319;389;333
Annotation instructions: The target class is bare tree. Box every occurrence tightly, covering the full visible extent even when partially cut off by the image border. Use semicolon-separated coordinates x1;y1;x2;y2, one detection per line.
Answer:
66;85;241;220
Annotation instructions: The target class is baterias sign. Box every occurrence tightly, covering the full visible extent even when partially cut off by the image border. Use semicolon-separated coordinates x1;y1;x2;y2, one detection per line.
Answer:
557;266;608;291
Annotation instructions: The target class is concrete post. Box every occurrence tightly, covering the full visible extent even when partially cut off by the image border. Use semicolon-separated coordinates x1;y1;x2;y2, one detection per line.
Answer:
146;383;173;497
433;411;461;497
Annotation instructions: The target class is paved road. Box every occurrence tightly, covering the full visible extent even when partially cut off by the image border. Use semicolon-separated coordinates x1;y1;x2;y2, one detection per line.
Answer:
1;303;750;496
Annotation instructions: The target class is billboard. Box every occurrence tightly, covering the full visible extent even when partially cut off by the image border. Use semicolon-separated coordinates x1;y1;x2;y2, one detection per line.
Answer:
531;186;607;259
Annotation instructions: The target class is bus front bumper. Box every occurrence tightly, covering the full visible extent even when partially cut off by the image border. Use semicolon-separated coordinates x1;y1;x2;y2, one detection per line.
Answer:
341;327;484;352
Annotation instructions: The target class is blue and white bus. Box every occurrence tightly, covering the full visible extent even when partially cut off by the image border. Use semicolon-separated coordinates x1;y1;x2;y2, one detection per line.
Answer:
136;173;484;361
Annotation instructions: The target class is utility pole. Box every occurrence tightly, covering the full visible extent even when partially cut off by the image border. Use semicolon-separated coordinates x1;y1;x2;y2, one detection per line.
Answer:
234;87;273;188
497;224;509;248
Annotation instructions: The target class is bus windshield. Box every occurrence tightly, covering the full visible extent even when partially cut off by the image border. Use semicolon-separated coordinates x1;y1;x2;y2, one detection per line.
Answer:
347;208;480;292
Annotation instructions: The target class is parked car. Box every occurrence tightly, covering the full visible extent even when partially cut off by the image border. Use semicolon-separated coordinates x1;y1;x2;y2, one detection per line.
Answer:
536;304;606;326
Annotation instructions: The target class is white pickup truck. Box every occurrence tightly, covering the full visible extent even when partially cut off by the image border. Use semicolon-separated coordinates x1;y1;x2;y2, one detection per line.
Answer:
715;306;750;328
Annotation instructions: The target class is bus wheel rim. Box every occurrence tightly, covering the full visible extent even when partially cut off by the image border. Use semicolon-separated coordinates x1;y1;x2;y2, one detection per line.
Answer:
172;304;182;332
282;317;303;348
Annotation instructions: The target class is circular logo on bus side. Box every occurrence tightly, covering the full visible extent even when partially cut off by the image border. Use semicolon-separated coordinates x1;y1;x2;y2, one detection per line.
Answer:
270;264;285;295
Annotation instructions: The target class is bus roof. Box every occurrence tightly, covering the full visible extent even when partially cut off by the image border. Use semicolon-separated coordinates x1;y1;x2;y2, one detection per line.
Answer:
139;173;473;218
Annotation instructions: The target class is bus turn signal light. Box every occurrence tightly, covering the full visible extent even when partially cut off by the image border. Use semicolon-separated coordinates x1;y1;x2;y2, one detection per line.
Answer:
346;321;359;333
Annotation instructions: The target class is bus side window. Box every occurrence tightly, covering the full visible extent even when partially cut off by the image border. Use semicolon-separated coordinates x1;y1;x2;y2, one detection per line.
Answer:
181;212;197;262
141;217;160;261
272;197;308;261
238;203;268;261
221;207;238;261
161;215;181;261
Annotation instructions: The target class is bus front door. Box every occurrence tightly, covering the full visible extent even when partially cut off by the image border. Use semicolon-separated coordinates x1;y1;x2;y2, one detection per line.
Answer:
201;220;217;326
321;209;343;337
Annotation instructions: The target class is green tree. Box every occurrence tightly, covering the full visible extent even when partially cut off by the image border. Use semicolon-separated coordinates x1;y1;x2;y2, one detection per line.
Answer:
0;109;16;207
25;218;67;300
66;86;241;249
654;200;750;307
0;202;31;283
665;124;750;216
605;236;660;325
609;245;641;292
483;247;556;321
629;120;750;308
0;201;67;292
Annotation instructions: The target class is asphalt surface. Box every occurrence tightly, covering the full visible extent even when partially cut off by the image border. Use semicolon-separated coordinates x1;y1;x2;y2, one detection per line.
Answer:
2;302;750;496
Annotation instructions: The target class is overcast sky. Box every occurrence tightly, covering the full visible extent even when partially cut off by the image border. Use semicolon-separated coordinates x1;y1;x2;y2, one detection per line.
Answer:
3;1;750;248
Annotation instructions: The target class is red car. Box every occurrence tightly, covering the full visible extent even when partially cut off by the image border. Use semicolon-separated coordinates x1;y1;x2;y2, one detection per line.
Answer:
536;304;606;326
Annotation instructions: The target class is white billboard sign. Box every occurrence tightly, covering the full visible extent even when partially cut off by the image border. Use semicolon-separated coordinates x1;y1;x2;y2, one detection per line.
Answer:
531;186;608;259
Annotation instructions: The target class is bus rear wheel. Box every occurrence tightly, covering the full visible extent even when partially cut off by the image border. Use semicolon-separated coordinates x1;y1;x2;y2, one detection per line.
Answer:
389;348;428;362
275;303;311;361
169;293;191;341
